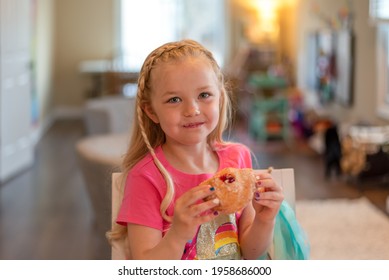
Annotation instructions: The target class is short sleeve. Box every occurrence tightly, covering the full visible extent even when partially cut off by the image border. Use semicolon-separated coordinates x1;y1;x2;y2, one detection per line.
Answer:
116;173;164;231
216;143;253;169
239;144;253;167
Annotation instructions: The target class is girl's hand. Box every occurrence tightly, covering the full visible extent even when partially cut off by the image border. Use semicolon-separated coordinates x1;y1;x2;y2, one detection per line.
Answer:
169;184;220;242
251;171;284;222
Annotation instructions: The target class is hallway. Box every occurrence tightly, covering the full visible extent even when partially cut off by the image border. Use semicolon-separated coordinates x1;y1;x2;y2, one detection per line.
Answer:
0;119;388;259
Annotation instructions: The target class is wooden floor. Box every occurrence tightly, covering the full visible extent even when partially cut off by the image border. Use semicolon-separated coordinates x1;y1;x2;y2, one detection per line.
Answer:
1;119;389;260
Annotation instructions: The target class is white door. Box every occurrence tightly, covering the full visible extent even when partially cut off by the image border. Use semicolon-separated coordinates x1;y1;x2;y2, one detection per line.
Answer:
0;0;34;182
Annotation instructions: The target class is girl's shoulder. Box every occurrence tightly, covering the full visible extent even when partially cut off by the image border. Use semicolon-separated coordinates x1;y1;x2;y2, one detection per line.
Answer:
214;142;253;168
129;147;163;176
125;147;167;189
214;141;251;154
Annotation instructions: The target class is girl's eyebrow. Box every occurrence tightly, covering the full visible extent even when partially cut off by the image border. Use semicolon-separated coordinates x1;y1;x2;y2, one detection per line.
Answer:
161;91;179;97
197;85;213;91
161;85;213;97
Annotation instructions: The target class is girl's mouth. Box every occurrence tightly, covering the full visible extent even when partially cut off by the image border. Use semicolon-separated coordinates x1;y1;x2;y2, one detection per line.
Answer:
183;122;204;128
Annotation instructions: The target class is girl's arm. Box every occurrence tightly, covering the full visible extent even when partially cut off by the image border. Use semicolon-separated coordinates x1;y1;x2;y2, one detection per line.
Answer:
238;172;284;260
127;184;220;259
127;224;187;259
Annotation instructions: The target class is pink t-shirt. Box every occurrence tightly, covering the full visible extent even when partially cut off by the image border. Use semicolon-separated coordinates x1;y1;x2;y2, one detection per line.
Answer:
116;142;253;259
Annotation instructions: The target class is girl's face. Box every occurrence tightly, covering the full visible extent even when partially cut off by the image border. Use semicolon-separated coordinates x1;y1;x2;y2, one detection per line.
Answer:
144;57;221;147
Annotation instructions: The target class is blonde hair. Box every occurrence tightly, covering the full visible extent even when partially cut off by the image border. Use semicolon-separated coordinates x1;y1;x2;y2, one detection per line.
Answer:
107;39;233;242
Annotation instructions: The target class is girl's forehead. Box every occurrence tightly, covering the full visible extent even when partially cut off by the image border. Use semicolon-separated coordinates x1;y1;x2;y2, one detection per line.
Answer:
154;56;216;74
157;56;211;70
151;56;217;82
147;58;221;98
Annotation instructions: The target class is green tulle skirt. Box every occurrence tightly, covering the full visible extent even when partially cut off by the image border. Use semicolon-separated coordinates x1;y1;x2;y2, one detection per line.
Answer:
258;201;310;260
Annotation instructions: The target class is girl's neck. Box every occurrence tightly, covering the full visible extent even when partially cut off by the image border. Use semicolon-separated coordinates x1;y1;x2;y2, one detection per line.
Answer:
162;142;219;174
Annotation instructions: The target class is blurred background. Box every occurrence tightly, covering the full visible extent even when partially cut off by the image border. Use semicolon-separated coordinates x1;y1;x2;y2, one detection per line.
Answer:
1;0;389;259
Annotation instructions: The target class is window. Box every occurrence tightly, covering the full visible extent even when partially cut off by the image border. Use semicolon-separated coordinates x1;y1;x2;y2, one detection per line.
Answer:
370;0;389;22
370;0;389;119
118;0;227;72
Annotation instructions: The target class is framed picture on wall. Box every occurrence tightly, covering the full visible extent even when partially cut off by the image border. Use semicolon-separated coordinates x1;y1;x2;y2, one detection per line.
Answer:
306;30;337;104
306;29;354;107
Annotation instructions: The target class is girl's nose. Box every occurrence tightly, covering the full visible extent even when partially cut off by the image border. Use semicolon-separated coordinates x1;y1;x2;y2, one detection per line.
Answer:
184;105;200;117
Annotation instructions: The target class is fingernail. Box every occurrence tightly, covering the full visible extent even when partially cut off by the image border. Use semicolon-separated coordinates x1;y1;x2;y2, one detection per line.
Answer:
254;192;261;201
213;211;219;216
209;186;215;191
212;198;220;205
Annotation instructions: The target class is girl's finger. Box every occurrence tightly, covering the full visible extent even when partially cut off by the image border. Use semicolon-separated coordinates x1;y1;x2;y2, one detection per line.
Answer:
194;210;220;224
254;199;282;209
253;189;284;203
190;198;220;217
255;180;281;193
254;172;272;181
180;184;216;206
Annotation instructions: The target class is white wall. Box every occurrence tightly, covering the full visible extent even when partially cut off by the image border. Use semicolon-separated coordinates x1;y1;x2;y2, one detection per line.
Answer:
34;0;55;136
53;0;115;111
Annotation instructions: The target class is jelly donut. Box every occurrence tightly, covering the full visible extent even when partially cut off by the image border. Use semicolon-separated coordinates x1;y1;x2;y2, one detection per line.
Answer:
201;167;257;214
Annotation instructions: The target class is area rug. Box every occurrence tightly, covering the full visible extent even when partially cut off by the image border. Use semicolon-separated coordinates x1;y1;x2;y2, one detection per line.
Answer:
295;197;389;260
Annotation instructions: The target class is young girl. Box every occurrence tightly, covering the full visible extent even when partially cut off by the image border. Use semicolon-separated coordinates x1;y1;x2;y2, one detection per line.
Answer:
107;39;284;260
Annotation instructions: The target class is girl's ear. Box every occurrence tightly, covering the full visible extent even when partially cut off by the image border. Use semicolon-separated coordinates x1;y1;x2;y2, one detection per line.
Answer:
143;104;160;124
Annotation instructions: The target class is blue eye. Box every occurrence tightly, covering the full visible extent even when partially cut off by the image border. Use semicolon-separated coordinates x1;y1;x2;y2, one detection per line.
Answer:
167;97;181;103
199;92;211;99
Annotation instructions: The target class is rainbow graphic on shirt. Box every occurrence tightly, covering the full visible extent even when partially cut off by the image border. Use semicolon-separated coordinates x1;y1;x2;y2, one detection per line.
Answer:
214;222;239;255
182;214;241;259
